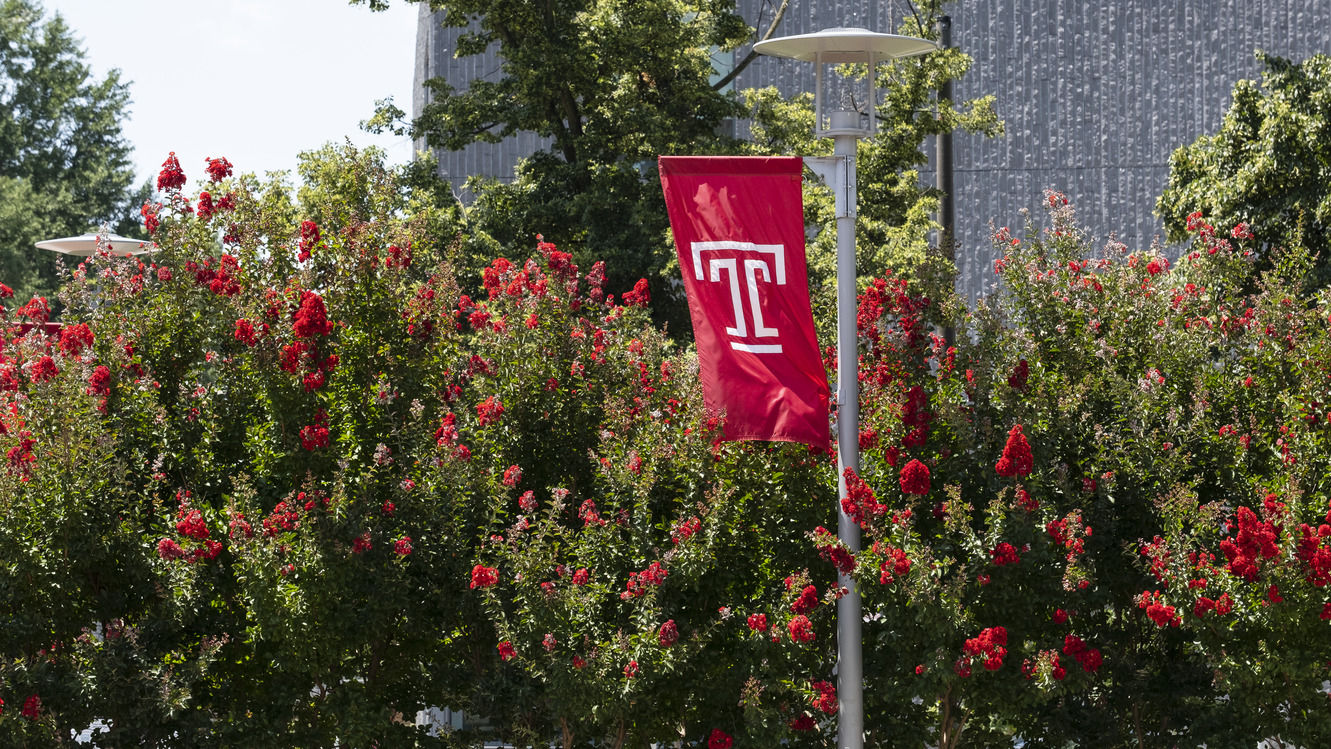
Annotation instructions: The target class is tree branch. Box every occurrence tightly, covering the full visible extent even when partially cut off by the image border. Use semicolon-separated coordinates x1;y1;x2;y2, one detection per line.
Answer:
711;0;791;92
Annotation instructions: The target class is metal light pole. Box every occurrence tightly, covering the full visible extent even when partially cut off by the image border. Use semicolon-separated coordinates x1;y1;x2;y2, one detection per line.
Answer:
754;28;936;749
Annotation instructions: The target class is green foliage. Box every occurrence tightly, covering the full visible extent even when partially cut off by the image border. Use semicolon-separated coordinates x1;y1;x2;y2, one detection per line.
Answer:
0;0;146;303
844;195;1331;746
1158;51;1331;289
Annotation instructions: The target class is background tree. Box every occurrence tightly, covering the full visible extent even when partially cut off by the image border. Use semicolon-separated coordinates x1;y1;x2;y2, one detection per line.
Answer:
1158;51;1331;289
0;0;146;304
364;0;999;336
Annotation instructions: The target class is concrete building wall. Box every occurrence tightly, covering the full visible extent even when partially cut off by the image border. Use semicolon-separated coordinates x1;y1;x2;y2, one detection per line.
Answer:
414;1;1331;300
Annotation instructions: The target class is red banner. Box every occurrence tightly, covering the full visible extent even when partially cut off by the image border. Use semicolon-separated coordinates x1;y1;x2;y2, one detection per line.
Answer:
659;156;829;450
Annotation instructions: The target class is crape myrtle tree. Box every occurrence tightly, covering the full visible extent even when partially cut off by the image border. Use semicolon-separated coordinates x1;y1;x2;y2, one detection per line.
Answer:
1158;51;1331;290
0;143;842;746
361;0;999;335
2;152;1329;744
0;0;147;303
840;194;1331;746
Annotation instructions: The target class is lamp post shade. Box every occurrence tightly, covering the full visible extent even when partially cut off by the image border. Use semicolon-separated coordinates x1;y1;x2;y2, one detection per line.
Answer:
756;27;937;138
753;26;937;63
35;233;155;257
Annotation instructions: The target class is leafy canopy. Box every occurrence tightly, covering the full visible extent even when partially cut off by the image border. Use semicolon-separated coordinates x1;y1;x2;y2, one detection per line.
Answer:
365;0;1000;337
1158;51;1331;288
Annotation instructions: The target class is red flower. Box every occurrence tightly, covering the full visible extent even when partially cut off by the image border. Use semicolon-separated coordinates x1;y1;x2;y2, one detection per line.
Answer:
497;641;516;661
17;296;49;323
297;220;321;262
204;156;233;183
624;660;639;678
622;278;651;307
502;464;523;487
1219;506;1281;581
1138;590;1181;627
789;714;816;731
476;395;504;426
790;584;819;614
706;729;732;749
962;626;1008;670
352;533;372;554
571;568;590;585
299;409;330;451
469;565;499;589
197;191;215;221
393;536;412;556
29;355;59;383
878;545;912;584
811;679;838;715
234;319;258;346
995;424;1033;478
1053;608;1068;624
20;694;40;720
747;613;768;632
898;459;931;495
991;542;1020;566
157;537;186;560
175;508;209;539
787;614;815;643
672;516;701;543
59;323;94;357
292;291;332;338
658;619;679;647
1008;358;1029;390
86;365;111;397
157;152;186;192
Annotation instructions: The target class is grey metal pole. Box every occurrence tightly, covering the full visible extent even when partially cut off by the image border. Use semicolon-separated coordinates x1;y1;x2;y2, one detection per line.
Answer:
831;117;864;749
936;15;956;349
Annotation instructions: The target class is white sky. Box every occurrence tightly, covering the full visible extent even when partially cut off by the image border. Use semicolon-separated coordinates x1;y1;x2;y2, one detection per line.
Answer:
44;0;420;189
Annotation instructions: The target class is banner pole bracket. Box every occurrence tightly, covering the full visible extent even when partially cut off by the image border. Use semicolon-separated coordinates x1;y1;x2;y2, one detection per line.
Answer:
803;156;856;219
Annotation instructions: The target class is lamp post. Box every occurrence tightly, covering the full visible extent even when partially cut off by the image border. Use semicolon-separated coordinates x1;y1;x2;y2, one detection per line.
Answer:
35;232;154;258
754;27;936;749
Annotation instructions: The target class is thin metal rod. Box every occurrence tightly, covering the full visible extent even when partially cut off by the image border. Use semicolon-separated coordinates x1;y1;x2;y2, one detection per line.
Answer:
833;129;863;749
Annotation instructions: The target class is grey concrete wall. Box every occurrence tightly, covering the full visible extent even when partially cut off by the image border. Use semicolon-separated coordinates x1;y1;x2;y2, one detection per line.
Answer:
411;4;550;191
945;0;1331;299
414;1;1331;299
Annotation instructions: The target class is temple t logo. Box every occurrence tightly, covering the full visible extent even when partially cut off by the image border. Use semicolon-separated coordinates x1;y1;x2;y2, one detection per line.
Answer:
690;241;786;354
